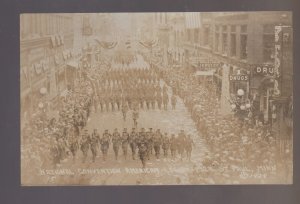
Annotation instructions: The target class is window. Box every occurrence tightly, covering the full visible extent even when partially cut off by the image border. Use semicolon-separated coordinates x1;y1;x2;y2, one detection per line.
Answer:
204;25;210;46
240;25;248;60
160;13;163;24
222;33;228;54
215;33;219;52
230;34;236;56
263;24;275;63
240;35;247;59
230;25;236;56
215;25;220;52
194;29;199;43
222;26;228;54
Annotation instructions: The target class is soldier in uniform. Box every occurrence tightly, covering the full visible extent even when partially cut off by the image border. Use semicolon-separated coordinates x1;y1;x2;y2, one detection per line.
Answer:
110;92;116;112
121;100;129;121
69;135;79;162
156;92;162;110
99;92;104;112
185;134;195;161
80;129;90;163
149;86;155;109
146;128;154;160
171;94;177;110
163;92;169;110
129;128;138;160
90;129;100;162
177;130;186;160
100;130;111;161
104;91;110;112
132;108;139;128
112;128;121;160
162;133;170;157
50;139;60;168
137;130;148;168
93;94;98;113
170;134;177;159
121;128;129;160
153;129;162;159
115;92;121;111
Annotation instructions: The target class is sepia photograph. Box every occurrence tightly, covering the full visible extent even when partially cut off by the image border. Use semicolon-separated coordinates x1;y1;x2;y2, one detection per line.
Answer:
20;12;293;185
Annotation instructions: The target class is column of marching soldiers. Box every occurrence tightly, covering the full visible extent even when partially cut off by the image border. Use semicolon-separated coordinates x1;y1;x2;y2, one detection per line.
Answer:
50;63;195;168
92;68;178;114
75;128;194;168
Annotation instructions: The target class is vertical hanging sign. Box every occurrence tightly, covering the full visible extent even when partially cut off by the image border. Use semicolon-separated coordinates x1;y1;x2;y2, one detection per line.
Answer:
274;26;282;78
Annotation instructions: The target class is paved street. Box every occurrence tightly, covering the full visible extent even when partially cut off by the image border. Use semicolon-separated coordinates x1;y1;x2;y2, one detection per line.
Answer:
43;81;209;185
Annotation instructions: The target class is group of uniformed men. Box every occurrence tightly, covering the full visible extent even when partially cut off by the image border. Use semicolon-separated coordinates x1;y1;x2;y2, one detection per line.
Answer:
92;68;178;113
67;128;194;168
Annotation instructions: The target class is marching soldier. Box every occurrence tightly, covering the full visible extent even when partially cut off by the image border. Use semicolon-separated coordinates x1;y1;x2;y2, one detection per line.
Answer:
90;129;100;162
162;133;170;157
115;92;121;111
156;93;162;110
177;130;186;160
132;108;139;128
185;134;195;161
150;88;156;109
80;129;90;163
121;100;129;121
121;128;129;160
100;130;111;161
153;129;162;159
69;136;79;162
163;92;169;110
171;94;177;110
112;128;121;160
93;94;98;113
129;128;138;160
146;128;154;160
170;134;177;159
137;129;148;168
104;91;110;112
99;93;104;112
110;93;116;112
50;139;60;168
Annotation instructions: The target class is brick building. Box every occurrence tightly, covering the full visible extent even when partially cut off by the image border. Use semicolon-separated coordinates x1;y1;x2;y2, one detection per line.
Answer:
20;14;75;122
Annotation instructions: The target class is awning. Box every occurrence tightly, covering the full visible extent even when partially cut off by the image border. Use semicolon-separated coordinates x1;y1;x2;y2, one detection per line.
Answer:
67;60;79;69
194;70;215;76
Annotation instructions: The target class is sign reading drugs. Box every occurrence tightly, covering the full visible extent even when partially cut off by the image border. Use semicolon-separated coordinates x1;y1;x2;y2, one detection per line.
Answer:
274;26;282;78
253;65;274;76
229;75;248;81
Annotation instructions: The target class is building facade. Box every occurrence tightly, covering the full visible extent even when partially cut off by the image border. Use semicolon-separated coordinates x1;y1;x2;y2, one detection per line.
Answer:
20;14;75;122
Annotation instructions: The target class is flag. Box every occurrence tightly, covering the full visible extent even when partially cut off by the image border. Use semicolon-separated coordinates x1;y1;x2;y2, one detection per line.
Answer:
185;12;201;29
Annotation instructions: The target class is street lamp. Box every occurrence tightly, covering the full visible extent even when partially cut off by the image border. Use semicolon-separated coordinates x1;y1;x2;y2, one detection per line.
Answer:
237;89;244;97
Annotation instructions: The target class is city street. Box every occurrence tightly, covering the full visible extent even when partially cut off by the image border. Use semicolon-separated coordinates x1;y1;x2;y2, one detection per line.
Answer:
21;12;293;185
40;79;209;185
